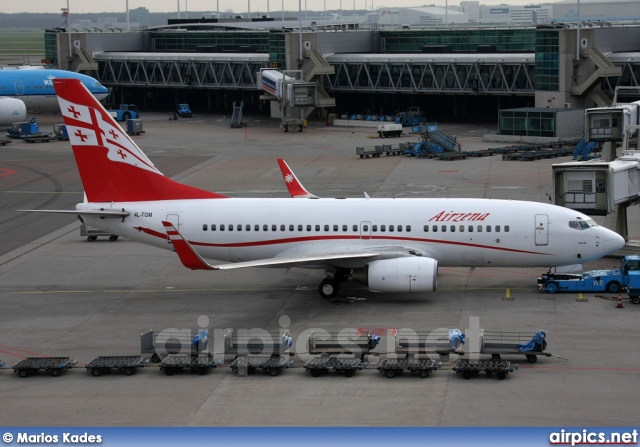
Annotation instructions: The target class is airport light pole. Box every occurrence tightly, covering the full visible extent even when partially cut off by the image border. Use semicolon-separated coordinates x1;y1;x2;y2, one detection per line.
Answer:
576;0;581;61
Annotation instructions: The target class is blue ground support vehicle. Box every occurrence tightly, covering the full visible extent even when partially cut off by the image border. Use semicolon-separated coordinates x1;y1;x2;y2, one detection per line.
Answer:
177;103;192;117
538;255;640;303
108;104;139;122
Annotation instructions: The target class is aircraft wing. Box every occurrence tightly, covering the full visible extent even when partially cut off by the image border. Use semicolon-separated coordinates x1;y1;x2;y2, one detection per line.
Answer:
163;221;382;271
277;158;319;198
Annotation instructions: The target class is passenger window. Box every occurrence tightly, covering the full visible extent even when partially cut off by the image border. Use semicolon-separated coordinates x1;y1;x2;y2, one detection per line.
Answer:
203;224;208;231
280;225;285;231
441;225;447;232
229;225;233;231
406;225;411;232
397;225;402;232
298;225;303;231
237;224;242;231
459;225;464;232
342;225;347;231
315;225;320;231
272;225;277;231
212;224;216;231
353;225;358;231
432;225;438;232
254;224;259;231
246;225;251;231
363;225;369;231
372;225;378;232
389;225;394;232
486;226;491;233
424;225;429;232
450;225;455;232
468;225;473;232
495;225;500;232
220;224;225;231
307;224;311;231
263;224;268;231
381;225;386;232
333;225;338;231
324;225;329;231
477;226;482;232
289;225;294;231
505;225;510;232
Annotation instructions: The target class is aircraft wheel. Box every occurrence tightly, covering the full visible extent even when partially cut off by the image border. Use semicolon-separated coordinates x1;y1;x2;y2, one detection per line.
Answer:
319;277;339;298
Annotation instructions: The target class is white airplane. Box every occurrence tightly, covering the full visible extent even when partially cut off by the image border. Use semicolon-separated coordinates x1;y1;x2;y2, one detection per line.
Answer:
0;68;109;125
27;78;626;298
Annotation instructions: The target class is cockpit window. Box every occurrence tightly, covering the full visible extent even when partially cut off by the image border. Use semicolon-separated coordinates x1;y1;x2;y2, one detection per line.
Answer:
569;218;597;230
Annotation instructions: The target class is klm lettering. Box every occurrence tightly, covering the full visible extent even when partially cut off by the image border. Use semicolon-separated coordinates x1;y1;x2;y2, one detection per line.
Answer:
429;211;490;222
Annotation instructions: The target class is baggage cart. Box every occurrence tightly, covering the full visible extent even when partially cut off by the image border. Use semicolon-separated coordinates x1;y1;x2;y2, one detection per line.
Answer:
230;356;294;377
224;329;292;357
307;330;380;360
12;357;77;378
303;357;367;377
395;328;465;358
356;145;383;158
377;358;441;379
141;329;210;362
452;359;518;380
159;354;220;376
480;330;550;363
0;139;11;146
80;224;118;242
85;356;148;376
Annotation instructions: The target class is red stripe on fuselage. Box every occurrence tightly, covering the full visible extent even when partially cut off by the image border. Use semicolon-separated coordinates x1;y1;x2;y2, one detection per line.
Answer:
137;226;549;255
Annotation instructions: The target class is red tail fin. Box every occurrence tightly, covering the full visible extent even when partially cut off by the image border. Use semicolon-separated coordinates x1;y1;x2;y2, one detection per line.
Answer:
277;158;318;198
53;78;225;202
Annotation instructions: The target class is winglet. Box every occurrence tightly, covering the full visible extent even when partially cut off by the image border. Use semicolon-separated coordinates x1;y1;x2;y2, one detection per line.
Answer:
277;158;319;198
162;221;217;270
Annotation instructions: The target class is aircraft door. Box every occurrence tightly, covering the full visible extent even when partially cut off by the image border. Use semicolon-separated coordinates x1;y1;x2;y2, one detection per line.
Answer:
166;214;180;243
535;214;548;246
360;221;372;242
14;81;24;96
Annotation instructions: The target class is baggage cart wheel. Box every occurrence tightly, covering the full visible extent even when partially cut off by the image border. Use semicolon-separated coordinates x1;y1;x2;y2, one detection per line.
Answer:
18;369;28;378
385;370;395;379
109;235;118;241
462;371;472;380
151;353;161;363
269;368;279;377
419;370;429;378
344;370;354;377
237;367;247;377
359;155;363;159
526;355;538;363
91;368;101;377
87;236;97;242
311;370;320;377
164;368;174;376
632;296;640;305
51;369;60;377
124;367;134;376
491;354;501;361
497;372;507;380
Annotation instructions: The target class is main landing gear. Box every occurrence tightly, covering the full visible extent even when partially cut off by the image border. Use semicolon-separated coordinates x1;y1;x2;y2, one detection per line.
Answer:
318;269;350;298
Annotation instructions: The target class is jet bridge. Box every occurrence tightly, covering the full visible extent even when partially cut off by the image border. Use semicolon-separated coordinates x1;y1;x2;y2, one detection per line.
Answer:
552;100;640;240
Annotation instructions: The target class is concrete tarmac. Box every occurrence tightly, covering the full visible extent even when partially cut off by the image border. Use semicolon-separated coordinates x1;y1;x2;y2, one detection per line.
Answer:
1;112;639;426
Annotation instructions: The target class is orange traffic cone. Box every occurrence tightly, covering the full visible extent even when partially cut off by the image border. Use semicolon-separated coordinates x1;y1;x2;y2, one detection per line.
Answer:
616;296;624;309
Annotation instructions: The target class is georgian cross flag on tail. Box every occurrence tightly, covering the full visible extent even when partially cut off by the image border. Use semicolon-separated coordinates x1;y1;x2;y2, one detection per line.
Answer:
57;85;160;176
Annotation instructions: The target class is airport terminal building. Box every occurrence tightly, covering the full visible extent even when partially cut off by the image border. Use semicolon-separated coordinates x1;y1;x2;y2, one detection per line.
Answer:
42;1;640;136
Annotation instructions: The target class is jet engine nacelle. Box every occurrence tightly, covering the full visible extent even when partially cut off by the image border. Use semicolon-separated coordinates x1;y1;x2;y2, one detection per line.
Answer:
355;257;438;293
0;97;27;126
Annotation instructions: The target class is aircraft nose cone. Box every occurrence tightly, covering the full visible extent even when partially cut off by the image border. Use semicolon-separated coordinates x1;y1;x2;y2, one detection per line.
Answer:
605;230;626;252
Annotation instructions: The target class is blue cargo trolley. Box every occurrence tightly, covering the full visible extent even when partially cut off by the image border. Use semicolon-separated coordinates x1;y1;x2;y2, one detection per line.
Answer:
12;357;77;378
